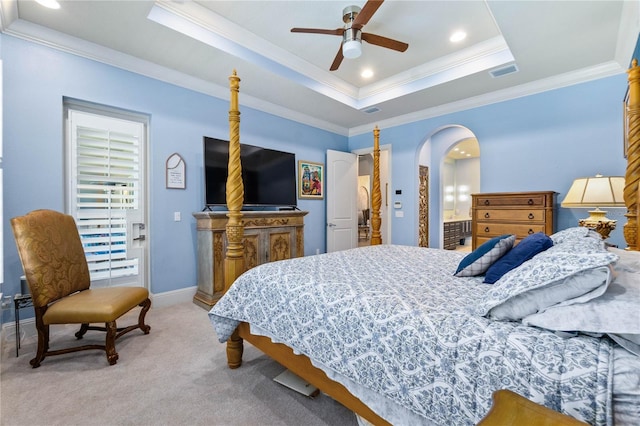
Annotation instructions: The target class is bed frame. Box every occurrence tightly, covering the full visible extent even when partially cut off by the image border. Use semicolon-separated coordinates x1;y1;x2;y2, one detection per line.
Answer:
220;58;640;425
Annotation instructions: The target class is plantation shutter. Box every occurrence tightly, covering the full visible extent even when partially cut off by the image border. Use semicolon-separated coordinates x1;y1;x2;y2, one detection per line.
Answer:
70;112;141;284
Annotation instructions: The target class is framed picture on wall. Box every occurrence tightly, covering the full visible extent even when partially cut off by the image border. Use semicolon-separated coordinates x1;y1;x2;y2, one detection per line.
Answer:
166;152;186;189
298;160;324;199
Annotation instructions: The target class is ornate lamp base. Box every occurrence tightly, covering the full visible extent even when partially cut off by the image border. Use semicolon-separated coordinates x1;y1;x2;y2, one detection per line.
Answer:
578;208;616;239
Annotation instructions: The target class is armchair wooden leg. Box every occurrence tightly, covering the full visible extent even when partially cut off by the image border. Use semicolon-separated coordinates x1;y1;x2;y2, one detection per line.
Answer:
31;310;49;368
138;299;151;334
75;323;90;339
105;321;119;365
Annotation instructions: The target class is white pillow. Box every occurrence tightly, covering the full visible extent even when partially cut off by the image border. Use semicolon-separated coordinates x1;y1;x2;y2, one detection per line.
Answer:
607;247;640;273
488;266;612;320
481;251;618;321
523;269;640;356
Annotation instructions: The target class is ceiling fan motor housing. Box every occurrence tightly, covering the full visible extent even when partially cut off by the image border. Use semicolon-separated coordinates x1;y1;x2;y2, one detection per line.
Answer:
342;5;361;23
342;5;362;59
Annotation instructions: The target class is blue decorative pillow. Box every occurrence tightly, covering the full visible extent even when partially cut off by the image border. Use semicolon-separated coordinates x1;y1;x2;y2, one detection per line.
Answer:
454;234;515;277
483;232;553;284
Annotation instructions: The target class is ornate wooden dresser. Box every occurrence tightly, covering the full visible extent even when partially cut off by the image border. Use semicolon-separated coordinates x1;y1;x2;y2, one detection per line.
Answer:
192;210;307;309
471;191;557;250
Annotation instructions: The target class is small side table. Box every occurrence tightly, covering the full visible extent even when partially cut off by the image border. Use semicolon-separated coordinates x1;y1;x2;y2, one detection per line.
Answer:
14;294;34;357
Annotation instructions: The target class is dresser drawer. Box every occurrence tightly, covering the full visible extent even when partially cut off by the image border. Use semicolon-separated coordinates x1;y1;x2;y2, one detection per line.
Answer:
476;236;533;247
474;194;550;207
475;209;549;223
475;222;547;238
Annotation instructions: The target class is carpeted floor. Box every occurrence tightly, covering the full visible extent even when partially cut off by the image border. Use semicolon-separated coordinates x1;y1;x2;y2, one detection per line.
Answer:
0;301;357;426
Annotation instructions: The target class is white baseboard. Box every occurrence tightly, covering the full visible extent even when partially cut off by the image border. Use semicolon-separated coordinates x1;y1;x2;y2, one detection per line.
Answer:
1;286;198;353
150;286;198;308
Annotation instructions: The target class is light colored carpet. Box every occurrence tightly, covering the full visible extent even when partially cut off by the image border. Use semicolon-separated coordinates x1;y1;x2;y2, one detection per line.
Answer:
0;301;357;426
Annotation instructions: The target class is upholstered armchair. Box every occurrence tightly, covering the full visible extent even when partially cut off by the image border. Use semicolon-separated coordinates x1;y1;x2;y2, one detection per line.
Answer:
11;209;151;367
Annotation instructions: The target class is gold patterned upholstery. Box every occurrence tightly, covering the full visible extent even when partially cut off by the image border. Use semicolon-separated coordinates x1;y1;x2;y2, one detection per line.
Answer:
11;209;151;367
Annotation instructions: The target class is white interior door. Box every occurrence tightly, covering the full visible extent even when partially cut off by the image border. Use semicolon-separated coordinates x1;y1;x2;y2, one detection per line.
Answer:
67;109;147;288
326;149;357;252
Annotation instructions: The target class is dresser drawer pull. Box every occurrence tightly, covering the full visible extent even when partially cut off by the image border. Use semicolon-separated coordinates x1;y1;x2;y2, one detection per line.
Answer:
484;200;490;205
485;212;490;218
528;199;534;205
528;229;534;235
484;227;490;233
528;213;535;219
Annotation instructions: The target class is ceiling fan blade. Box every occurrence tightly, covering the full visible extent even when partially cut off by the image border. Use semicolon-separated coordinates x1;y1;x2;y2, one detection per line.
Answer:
291;27;343;36
330;45;344;71
352;0;384;30
362;33;408;52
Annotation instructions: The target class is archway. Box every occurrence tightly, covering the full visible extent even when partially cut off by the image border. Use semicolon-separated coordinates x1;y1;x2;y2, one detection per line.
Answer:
417;125;480;249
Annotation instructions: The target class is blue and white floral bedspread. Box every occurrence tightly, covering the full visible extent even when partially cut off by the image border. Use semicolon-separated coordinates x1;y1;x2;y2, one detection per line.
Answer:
209;245;612;425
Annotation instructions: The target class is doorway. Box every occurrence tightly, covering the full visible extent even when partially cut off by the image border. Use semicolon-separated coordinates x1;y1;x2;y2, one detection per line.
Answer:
417;125;480;250
65;102;149;289
442;137;480;252
356;147;391;246
325;147;391;253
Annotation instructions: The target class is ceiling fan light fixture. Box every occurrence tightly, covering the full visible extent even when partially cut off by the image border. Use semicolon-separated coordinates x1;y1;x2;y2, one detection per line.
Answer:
343;27;362;59
343;40;362;59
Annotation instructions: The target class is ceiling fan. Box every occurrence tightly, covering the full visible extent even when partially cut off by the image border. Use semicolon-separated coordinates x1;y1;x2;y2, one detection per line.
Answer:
291;0;409;71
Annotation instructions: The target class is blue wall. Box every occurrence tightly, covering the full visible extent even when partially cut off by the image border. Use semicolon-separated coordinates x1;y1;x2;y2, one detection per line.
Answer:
2;35;346;311
1;33;632;318
349;74;628;249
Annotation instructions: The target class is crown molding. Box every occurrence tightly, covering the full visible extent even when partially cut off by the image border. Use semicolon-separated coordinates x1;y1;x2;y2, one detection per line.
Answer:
348;61;625;137
2;18;349;136
1;0;632;139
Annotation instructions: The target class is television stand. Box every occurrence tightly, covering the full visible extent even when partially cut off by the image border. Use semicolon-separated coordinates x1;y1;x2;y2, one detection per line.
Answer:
192;210;308;309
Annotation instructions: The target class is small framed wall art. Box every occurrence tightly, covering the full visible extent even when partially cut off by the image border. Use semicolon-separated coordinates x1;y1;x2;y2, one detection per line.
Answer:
166;152;186;189
298;160;324;199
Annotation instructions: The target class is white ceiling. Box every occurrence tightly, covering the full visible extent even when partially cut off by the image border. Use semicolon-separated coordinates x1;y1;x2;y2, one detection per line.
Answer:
1;0;637;136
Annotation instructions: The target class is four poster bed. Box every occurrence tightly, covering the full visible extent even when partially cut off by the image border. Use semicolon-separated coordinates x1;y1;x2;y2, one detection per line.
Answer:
208;66;640;425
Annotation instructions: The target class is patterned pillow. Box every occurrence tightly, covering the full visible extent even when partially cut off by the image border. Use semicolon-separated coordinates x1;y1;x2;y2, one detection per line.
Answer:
483;232;553;284
480;251;619;320
550;226;602;244
454;234;515;277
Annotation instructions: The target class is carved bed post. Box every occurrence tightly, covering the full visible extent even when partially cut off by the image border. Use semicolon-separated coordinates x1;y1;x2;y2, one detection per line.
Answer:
225;70;245;368
624;59;640;250
371;126;382;245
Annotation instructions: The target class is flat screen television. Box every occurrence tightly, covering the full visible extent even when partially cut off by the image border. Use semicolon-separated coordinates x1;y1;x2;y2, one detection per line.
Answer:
204;137;297;208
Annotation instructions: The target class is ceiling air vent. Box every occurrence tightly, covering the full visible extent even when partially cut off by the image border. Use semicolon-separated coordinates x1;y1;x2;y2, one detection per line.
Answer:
361;106;381;114
489;64;519;78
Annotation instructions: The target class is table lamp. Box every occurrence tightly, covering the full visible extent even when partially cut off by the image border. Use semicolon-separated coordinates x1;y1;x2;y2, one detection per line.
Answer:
560;174;625;239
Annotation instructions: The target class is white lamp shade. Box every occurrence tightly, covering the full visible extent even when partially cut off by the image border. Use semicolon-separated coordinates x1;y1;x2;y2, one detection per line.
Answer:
561;175;625;208
343;40;362;59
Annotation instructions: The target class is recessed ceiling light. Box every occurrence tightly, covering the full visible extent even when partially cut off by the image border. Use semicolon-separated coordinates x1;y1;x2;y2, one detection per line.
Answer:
36;0;60;9
361;68;374;79
450;31;466;43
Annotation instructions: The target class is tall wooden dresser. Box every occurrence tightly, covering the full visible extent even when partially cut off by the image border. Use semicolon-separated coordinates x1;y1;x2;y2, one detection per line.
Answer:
471;191;557;250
